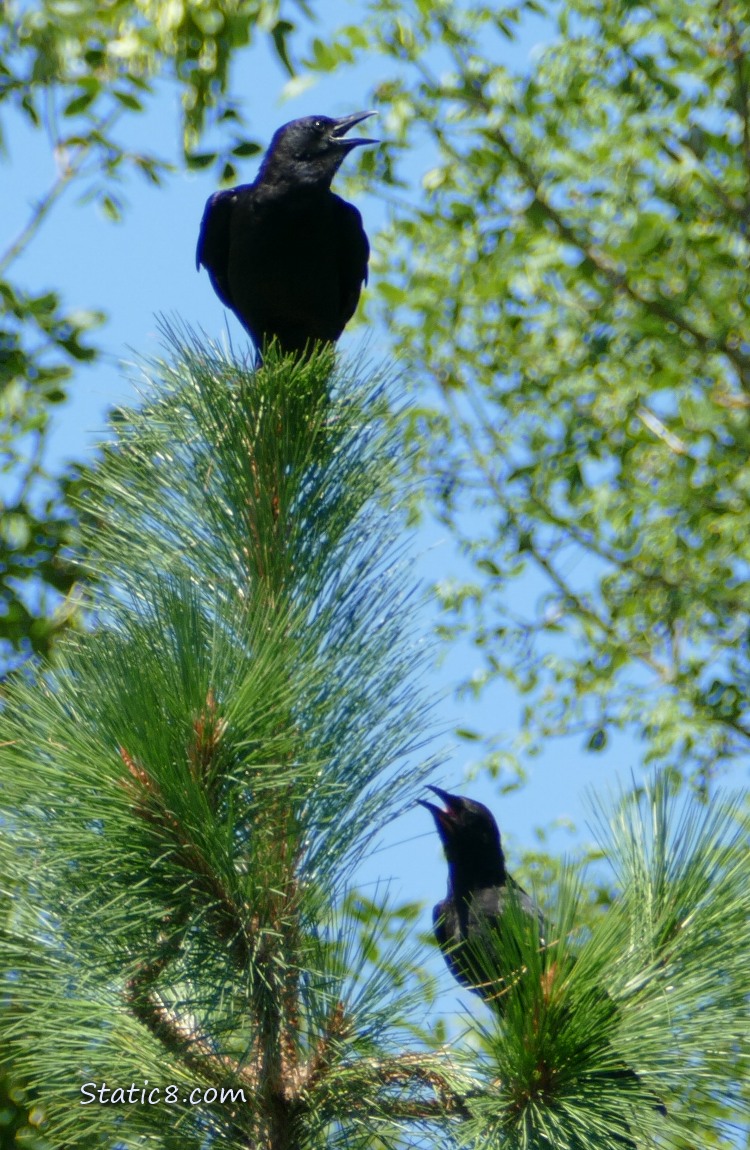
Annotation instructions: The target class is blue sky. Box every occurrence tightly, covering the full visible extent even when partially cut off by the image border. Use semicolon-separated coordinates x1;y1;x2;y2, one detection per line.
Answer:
4;0;735;1024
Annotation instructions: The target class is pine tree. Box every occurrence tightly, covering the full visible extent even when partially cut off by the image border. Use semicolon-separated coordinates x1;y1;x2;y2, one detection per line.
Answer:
0;336;747;1147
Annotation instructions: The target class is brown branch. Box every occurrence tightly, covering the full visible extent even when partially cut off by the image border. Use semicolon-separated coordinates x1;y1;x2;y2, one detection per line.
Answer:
636;406;688;455
659;135;745;222
493;131;750;382
284;1000;352;1099
723;8;750;226
188;688;227;784
127;949;258;1087
118;744;253;960
0;169;74;275
125;952;269;1150
128;945;478;1142
350;1050;475;1119
441;388;672;680
0;109;121;275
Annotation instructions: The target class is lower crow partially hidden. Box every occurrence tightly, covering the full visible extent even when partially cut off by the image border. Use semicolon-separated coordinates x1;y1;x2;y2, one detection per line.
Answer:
419;786;545;1008
420;786;667;1125
196;111;376;361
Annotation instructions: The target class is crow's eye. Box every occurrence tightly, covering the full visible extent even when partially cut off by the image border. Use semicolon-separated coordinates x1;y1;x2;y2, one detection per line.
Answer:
313;119;324;132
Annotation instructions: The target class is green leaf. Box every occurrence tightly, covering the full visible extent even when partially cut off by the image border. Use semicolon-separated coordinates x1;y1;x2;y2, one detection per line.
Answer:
113;89;143;112
271;19;296;76
186;151;217;170
97;193;121;222
587;728;607;751
456;727;480;740
63;89;97;116
231;140;262;158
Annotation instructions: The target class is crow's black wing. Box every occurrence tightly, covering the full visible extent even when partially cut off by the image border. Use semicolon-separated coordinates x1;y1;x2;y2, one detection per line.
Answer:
456;882;548;1006
434;889;517;1001
196;189;237;310
506;875;547;946
333;195;369;332
433;898;478;992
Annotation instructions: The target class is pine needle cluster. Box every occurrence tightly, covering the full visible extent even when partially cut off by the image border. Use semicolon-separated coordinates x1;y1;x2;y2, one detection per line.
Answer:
0;334;459;1148
0;334;747;1150
453;777;749;1149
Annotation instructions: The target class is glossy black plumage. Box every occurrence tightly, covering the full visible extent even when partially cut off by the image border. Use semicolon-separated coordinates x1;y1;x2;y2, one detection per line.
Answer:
419;786;545;1006
420;786;667;1124
196;112;375;359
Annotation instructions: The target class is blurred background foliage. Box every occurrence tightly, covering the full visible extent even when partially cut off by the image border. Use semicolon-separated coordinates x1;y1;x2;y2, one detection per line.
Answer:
3;0;750;795
1;0;749;1141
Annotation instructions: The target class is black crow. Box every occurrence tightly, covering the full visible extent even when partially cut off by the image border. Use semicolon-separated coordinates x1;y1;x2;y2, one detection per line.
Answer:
419;786;546;1006
420;786;667;1122
196;112;376;359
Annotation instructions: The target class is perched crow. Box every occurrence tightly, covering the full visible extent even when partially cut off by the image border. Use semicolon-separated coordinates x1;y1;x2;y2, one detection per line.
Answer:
420;786;667;1122
196;112;376;359
419;786;546;1007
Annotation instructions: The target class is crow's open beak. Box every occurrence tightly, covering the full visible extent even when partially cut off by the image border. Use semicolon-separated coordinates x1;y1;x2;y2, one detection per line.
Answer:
329;110;378;148
418;785;463;830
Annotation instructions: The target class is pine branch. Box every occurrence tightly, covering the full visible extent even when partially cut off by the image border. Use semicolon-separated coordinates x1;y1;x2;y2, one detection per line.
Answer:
119;742;255;962
0;337;437;1149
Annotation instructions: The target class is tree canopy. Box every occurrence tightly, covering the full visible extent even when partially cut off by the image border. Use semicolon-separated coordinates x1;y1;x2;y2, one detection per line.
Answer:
1;0;307;665
1;338;747;1147
309;0;750;785
8;0;749;790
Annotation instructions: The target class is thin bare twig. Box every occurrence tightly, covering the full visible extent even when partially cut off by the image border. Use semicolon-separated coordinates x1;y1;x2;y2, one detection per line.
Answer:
0;108;121;275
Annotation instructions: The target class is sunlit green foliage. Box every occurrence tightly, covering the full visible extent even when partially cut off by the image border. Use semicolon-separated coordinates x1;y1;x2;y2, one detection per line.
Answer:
0;339;449;1146
0;0;310;663
1;339;747;1148
304;0;750;784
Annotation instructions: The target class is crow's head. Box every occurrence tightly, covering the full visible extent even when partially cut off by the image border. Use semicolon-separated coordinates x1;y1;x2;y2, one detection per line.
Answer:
259;111;378;189
419;787;507;885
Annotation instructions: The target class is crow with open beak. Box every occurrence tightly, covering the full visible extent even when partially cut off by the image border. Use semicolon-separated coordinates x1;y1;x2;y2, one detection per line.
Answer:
420;786;668;1125
419;786;546;1006
197;112;377;359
